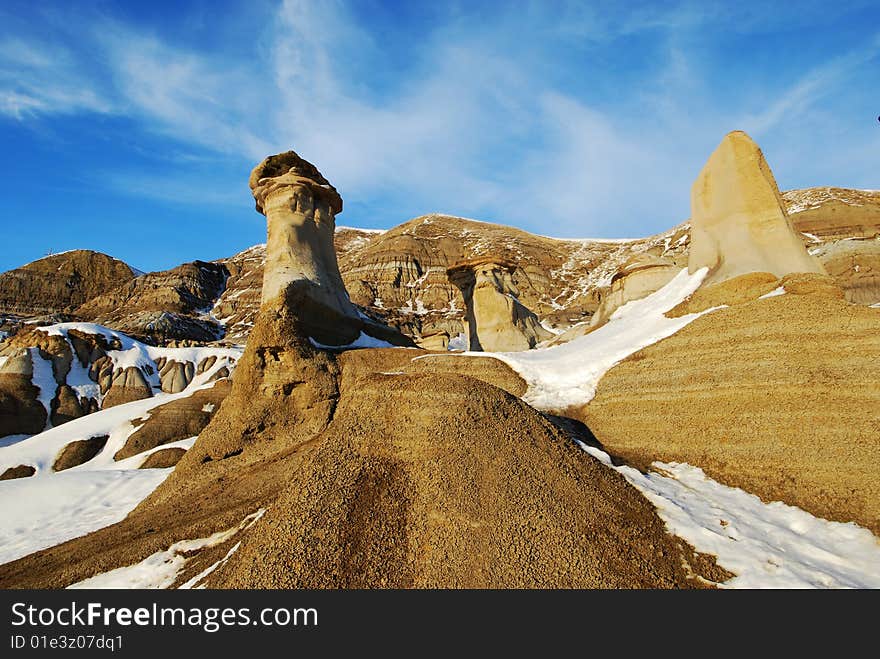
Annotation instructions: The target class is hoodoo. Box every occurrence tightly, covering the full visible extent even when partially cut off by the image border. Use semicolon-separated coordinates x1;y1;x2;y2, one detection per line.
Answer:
249;151;406;346
689;131;824;285
447;257;551;352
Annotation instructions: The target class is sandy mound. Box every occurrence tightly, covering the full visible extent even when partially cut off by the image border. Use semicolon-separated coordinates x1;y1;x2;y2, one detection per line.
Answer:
208;373;713;588
582;293;880;533
338;348;528;398
668;272;780;316
0;318;722;588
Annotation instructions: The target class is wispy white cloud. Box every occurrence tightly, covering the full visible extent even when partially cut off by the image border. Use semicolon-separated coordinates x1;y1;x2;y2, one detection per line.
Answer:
741;33;880;136
95;24;273;160
0;0;877;238
0;38;114;118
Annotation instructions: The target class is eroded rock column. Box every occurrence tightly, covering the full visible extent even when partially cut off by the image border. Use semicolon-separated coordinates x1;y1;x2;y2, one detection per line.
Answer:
690;130;824;285
250;151;361;345
448;258;551;352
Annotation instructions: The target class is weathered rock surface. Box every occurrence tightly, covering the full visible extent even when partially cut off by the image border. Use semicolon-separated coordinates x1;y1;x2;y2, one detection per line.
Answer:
52;435;108;472
590;253;683;328
337;215;626;341
689;131;824;285
447;258;551;351
50;384;86;427
0;324;239;438
75;261;228;344
582;277;880;534
101;367;153;409
208;373;713;588
249;152;363;345
2;185;874;348
114;381;230;461
248;151;412;347
0;350;47;437
0;251;136;317
139;448;186;469
786;187;880;306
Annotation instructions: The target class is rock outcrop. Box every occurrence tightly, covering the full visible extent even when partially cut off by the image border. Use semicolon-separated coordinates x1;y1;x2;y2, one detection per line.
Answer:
447;258;551;351
0;324;239;438
0;251;137;317
0;184;876;348
249;151;412;347
114;380;229;461
52;435;108;472
689;131;824;285
139;448;186;469
249;152;362;345
0;350;47;436
101;367;153;408
590;253;682;328
75;261;228;344
785;187;880;306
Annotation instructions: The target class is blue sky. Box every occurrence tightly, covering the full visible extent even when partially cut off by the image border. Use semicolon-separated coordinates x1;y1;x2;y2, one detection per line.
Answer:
0;0;878;273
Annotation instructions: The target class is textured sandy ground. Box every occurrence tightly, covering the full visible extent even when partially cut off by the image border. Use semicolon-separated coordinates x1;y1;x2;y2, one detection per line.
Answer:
0;336;723;588
582;288;880;534
209;372;722;588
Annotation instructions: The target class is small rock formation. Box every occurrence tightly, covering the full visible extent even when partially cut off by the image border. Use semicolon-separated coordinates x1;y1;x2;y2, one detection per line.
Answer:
102;367;153;408
50;384;86;426
0;350;47;436
689;131;825;285
0;464;36;480
416;329;450;351
447;258;551;352
156;359;195;394
114;381;229;461
590;253;681;327
139;448;186;469
52;435;109;472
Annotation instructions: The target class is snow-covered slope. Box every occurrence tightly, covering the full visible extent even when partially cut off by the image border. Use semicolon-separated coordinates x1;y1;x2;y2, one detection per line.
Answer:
0;325;241;565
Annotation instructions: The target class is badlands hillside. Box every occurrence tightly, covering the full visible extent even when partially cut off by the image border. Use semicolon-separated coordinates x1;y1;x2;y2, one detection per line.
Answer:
0;130;878;589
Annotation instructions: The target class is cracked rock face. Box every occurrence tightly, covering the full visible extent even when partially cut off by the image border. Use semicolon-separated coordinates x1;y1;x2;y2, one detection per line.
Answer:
448;258;552;352
690;131;824;285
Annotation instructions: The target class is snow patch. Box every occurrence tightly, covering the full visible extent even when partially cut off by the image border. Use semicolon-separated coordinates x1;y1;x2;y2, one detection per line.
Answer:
68;509;265;589
29;349;56;429
447;333;467;352
0;469;172;565
578;443;880;589
487;268;714;409
759;286;786;299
